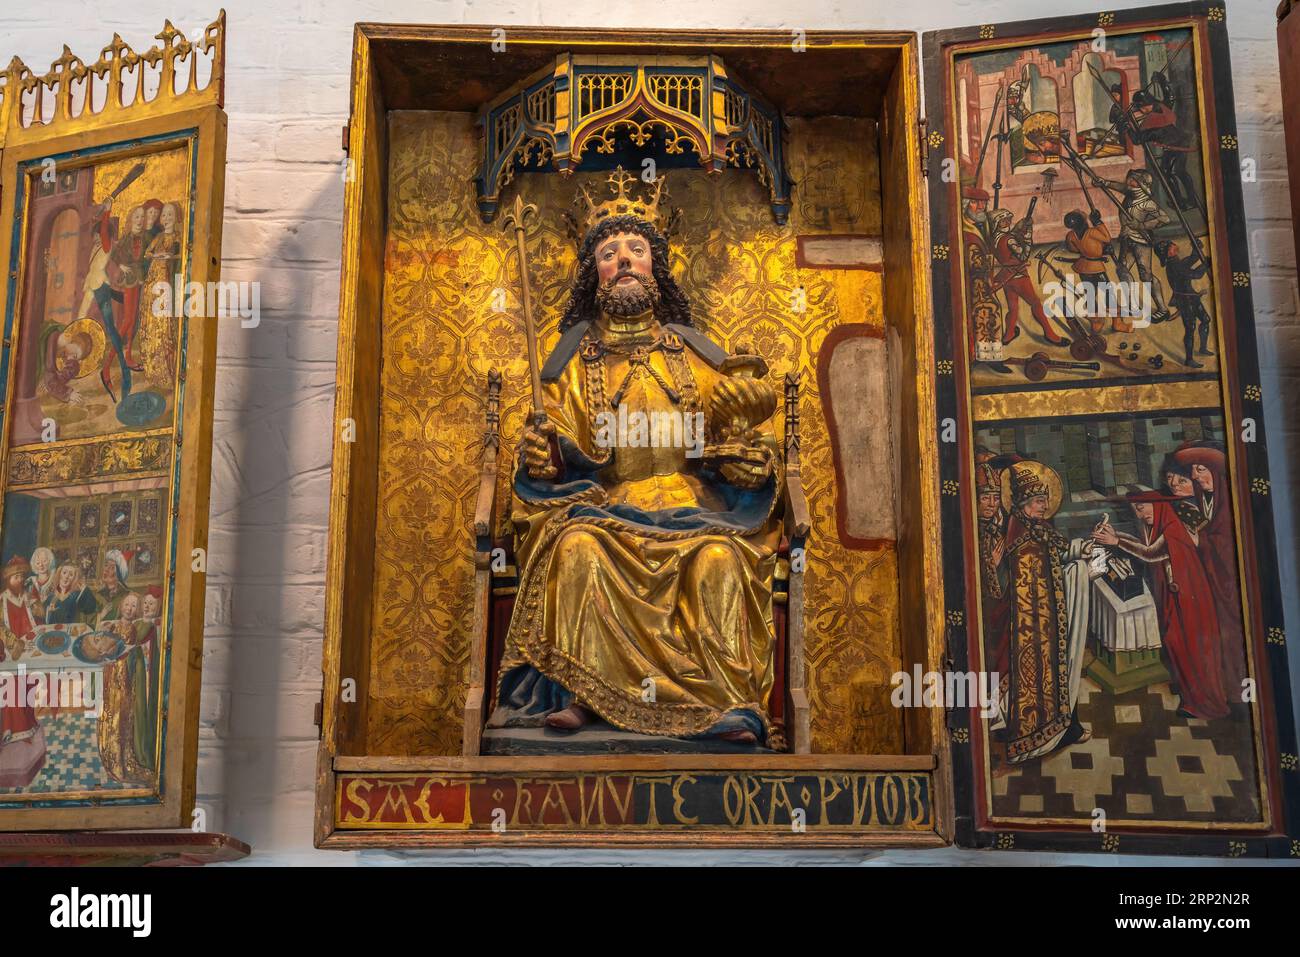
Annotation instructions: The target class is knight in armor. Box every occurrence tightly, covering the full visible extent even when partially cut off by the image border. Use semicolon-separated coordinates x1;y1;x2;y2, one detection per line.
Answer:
1103;169;1173;325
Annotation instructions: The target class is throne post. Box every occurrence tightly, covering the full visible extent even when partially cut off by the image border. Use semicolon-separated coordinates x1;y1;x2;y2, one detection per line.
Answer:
783;372;812;754
463;369;502;756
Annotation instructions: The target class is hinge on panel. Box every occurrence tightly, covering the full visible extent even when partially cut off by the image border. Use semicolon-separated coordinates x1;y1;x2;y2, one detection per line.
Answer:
341;122;351;153
313;692;324;736
918;117;930;178
943;621;962;731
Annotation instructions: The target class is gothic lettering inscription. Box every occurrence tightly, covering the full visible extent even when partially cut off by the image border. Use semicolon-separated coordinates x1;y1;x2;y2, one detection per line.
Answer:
336;771;933;831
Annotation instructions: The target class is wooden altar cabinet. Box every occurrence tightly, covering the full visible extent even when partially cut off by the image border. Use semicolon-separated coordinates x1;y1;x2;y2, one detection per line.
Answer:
320;3;1299;857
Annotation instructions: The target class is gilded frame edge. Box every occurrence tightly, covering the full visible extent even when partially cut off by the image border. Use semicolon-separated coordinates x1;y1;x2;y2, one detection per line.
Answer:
0;101;226;831
923;0;1300;859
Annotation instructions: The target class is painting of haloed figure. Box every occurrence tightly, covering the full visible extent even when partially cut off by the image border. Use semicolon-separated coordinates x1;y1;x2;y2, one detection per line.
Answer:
951;26;1223;391
971;411;1267;825
8;146;190;446
0;477;168;795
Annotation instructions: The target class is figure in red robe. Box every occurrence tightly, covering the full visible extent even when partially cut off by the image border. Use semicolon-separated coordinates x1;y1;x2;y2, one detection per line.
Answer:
0;555;37;638
975;458;1011;683
991;215;1067;346
964;194;1015;375
1095;487;1228;720
1174;442;1249;696
104;204;150;372
0;556;45;787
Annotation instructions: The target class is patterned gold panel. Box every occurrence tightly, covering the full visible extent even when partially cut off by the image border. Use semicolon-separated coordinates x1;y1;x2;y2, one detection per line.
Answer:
370;109;901;755
7;433;173;488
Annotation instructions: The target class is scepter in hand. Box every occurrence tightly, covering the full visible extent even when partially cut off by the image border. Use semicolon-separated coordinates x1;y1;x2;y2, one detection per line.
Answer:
503;195;563;480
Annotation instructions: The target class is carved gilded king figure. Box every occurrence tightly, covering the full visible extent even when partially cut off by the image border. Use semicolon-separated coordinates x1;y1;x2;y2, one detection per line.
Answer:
490;172;786;748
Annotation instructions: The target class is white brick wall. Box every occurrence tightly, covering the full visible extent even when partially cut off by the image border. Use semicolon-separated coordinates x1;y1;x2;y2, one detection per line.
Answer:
6;0;1297;866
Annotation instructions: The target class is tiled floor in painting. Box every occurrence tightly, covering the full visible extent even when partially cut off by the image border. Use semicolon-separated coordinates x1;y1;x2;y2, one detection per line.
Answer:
989;676;1263;824
0;709;135;795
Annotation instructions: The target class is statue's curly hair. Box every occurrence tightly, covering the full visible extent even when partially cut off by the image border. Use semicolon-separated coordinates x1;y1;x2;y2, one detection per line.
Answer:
559;215;693;331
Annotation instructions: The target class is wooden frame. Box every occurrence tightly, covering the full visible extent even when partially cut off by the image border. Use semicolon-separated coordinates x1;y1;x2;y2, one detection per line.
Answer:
319;23;945;848
0;15;227;831
924;1;1299;858
0;830;248;865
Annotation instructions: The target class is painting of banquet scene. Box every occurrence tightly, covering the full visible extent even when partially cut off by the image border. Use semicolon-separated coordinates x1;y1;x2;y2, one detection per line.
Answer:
0;478;167;795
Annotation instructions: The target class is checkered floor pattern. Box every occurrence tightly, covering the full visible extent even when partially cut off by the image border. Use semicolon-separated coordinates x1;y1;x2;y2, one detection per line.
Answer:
989;675;1263;823
0;710;135;795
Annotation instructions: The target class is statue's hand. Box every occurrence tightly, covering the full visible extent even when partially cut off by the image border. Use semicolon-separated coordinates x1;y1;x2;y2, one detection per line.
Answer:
521;419;558;480
703;438;773;490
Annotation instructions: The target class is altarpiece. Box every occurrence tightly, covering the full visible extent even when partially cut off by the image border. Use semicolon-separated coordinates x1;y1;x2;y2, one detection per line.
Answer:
0;12;244;863
322;3;1297;857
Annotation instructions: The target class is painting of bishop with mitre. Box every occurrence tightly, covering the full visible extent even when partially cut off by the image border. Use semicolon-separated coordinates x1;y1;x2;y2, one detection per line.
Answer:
488;171;788;750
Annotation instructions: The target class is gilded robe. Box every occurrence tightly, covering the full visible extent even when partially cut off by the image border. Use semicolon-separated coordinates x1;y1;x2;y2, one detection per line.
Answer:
96;615;159;783
138;229;181;387
493;319;784;746
998;513;1089;763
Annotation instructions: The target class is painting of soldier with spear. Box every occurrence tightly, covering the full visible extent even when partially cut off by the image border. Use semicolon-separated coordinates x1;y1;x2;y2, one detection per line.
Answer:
952;27;1219;391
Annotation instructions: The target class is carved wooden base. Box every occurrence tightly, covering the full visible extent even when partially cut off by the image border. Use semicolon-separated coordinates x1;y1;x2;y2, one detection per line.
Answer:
0;831;250;867
323;754;939;848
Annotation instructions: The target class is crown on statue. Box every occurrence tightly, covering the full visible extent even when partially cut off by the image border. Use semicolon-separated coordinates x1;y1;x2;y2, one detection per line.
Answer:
570;167;675;242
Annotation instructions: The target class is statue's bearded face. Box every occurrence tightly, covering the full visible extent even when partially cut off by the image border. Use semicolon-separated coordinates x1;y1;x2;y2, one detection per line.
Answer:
594;230;659;318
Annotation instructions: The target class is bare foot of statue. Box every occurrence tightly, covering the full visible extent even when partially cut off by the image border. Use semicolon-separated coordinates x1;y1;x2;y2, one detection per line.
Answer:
545;703;595;732
719;729;757;744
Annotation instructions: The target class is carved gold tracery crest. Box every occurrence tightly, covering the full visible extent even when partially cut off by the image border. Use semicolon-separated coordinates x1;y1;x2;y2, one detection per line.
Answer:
474;53;794;225
0;10;225;149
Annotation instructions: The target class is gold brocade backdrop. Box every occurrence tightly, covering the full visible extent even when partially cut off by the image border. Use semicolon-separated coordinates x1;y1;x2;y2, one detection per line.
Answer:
368;110;903;754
